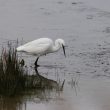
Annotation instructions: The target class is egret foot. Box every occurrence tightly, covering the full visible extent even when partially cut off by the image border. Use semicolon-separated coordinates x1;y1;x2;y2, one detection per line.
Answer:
34;66;39;74
35;64;40;67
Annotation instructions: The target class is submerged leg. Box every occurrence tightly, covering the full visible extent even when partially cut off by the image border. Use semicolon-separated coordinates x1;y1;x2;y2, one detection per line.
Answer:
35;57;39;67
34;66;39;75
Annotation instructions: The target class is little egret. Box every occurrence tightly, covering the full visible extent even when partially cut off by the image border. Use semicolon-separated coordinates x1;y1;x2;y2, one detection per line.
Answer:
16;38;66;66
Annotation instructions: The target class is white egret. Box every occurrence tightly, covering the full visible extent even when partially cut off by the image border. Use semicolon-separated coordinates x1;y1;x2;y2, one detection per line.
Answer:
16;38;66;66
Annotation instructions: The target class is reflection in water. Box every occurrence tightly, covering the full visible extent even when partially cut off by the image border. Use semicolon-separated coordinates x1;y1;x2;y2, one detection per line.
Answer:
68;75;80;96
34;66;65;90
0;66;64;110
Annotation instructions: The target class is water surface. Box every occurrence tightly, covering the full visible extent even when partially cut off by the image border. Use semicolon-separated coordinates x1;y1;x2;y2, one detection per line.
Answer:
1;0;110;110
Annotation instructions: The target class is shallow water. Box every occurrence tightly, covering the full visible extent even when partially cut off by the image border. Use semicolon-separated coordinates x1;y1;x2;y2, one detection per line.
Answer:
1;0;110;110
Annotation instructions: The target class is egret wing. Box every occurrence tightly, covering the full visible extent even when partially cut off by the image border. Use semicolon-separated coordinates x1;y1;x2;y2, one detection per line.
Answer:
23;43;52;56
17;38;53;55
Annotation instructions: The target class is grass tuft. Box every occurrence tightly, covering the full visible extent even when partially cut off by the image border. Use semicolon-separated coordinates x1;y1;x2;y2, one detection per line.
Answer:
0;45;27;96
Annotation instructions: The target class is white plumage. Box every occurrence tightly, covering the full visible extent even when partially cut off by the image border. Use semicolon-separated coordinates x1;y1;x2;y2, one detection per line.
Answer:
17;38;66;66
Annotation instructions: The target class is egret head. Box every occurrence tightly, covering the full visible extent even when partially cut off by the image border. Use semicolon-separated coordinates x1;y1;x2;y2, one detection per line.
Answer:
56;39;66;57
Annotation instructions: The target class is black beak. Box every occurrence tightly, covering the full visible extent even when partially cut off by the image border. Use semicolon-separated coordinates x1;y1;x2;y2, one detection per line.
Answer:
62;45;66;57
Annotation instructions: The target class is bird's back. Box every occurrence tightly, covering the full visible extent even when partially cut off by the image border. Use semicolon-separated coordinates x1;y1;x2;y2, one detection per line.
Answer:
23;38;53;47
17;38;53;56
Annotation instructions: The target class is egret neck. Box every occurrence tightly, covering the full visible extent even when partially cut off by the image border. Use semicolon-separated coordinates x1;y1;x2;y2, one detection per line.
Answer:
52;40;61;52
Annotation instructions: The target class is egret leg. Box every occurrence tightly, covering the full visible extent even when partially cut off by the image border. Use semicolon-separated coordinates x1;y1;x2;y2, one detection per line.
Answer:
34;66;39;75
35;57;39;67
